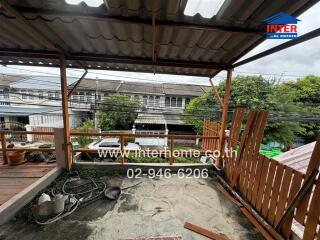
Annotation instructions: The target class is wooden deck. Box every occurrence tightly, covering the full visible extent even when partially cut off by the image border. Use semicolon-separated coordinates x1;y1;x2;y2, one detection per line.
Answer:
0;159;56;206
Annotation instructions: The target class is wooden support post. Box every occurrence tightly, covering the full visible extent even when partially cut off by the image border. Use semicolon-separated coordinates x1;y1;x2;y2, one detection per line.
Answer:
218;69;232;167
170;135;174;165
59;54;72;170
1;132;8;164
120;135;125;164
209;77;223;109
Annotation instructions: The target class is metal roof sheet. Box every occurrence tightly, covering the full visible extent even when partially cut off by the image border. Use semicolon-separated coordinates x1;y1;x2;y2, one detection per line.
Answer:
0;105;59;116
134;113;166;125
70;78;209;96
275;141;316;174
0;0;316;76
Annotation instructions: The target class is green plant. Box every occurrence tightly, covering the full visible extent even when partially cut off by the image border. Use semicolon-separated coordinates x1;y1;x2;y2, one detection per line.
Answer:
99;94;141;131
77;120;95;148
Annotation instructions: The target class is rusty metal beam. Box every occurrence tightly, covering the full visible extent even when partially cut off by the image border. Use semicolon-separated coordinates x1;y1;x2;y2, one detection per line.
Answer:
67;69;88;99
9;7;264;35
0;48;229;70
233;27;320;68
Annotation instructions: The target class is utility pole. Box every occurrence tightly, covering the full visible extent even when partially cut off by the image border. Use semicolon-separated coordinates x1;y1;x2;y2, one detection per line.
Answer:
94;77;99;129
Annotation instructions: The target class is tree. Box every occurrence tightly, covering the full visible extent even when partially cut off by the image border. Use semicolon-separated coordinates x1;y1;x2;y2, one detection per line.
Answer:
99;94;141;131
183;75;316;147
182;92;219;134
276;75;320;142
77;119;94;147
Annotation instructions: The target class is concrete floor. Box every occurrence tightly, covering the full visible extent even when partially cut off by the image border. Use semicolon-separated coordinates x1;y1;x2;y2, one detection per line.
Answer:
0;175;263;240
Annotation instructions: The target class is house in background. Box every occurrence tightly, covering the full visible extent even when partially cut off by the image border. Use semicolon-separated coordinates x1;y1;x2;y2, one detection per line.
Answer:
70;79;210;134
0;75;209;134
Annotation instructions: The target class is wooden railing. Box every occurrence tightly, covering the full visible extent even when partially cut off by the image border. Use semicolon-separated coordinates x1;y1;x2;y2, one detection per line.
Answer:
0;130;220;165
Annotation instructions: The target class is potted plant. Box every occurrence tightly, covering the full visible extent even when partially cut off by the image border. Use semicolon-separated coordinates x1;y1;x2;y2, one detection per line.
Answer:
6;141;27;166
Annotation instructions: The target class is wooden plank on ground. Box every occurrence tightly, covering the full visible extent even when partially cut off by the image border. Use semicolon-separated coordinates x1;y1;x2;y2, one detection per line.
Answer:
184;222;229;240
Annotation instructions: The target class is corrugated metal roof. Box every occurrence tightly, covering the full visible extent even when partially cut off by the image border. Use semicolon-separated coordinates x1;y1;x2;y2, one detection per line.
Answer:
118;82;164;95
0;74;26;86
0;105;59;116
0;0;316;76
134;113;166;125
275;141;316;174
71;78;209;96
163;83;209;96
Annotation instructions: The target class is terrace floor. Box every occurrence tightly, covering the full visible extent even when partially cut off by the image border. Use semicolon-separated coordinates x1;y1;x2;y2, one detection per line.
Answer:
0;159;56;206
0;174;263;240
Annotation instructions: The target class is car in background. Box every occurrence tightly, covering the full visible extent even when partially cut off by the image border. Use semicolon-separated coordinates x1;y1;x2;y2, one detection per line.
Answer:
88;138;141;151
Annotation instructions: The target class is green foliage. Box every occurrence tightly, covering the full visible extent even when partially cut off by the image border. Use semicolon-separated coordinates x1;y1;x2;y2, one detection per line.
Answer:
77;119;94;148
99;94;141;131
126;154;164;163
182;92;219;134
183;75;320;147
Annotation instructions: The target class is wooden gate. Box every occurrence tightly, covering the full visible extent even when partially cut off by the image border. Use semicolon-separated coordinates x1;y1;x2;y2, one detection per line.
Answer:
201;119;220;151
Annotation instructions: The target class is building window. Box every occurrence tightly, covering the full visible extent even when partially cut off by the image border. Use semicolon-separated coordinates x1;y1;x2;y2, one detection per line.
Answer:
149;96;154;106
177;97;182;107
3;88;9;99
48;91;54;100
29;90;34;100
165;97;170;107
72;94;78;103
185;98;191;106
155;96;160;106
171;97;177;107
143;96;148;106
55;91;60;100
21;90;27;99
79;92;85;102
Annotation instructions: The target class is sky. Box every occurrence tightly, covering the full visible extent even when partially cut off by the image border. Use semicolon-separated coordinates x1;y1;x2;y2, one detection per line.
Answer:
1;1;320;87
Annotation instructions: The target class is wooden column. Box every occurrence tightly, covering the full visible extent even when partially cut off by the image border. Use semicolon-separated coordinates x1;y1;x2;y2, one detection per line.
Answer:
169;135;174;165
120;135;125;164
59;54;72;170
1;132;7;164
218;69;232;167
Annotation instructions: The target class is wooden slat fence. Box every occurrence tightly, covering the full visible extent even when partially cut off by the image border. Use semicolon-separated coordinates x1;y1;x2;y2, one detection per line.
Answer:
30;127;54;141
29;127;100;142
225;108;320;239
201;119;220;152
